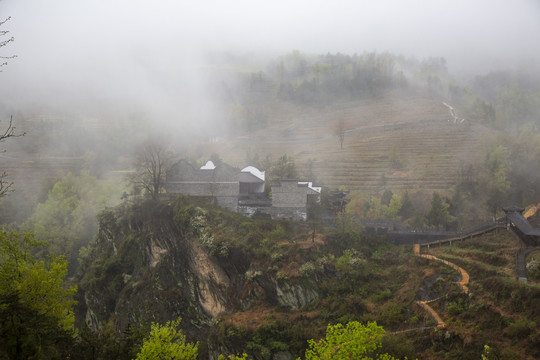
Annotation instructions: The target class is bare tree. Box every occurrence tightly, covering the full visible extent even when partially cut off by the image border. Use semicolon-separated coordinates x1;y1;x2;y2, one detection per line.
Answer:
128;139;173;200
0;116;24;197
0;18;22;198
334;119;347;149
0;16;17;71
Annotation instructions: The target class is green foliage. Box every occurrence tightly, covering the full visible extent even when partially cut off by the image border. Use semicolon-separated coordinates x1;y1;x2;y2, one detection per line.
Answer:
506;318;536;339
425;192;455;230
135;318;198;360
0;230;77;359
299;321;397;360
299;261;318;277
398;191;414;219
272;51;404;105
364;194;402;221
447;298;468;316
72;320;147;360
245;268;262;280
378;302;407;328
276;271;288;281
486;145;510;174
218;354;249;360
268;224;287;241
381;190;394;207
268;154;297;182
371;289;392;303
526;255;540;280
174;201;229;257
23;171;122;272
336;212;363;238
335;249;365;274
245;342;271;359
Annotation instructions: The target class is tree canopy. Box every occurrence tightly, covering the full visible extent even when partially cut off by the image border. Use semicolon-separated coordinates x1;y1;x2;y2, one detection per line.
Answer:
300;321;396;360
135;318;198;360
426;192;455;230
0;230;77;359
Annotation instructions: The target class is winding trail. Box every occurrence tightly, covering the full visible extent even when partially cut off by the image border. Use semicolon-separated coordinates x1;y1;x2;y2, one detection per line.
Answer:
413;244;471;328
415;301;445;328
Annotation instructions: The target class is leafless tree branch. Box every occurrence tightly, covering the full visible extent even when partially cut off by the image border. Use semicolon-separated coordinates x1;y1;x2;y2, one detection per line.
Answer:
0;116;25;197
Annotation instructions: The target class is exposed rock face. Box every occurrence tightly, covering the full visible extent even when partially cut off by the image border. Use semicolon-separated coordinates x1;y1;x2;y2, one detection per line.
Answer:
76;199;319;339
275;280;319;310
188;237;231;317
77;201;233;333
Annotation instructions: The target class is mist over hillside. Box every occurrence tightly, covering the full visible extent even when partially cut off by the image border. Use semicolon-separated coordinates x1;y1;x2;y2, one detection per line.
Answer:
1;2;540;359
0;0;539;225
1;0;539;140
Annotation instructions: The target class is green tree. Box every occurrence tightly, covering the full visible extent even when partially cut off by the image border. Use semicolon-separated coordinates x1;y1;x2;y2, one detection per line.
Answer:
381;190;393;206
365;194;402;221
299;321;396;360
486;145;510;173
0;230;77;359
485;146;511;218
386;194;402;219
23;171;121;273
135;318;198;360
426;192;455;230
270;154;298;181
398;191;414;219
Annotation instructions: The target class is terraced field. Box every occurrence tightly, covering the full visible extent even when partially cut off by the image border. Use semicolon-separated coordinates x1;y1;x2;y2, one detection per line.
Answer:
215;93;491;194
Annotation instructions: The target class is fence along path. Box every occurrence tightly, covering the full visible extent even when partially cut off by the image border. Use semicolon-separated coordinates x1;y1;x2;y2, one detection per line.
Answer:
412;244;471;328
389;223;502;334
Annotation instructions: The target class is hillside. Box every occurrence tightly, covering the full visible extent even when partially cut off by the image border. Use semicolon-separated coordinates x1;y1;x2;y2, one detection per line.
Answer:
194;92;491;194
75;196;540;360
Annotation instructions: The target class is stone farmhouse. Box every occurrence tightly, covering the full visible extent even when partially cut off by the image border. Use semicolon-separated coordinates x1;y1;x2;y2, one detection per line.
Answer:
165;159;321;221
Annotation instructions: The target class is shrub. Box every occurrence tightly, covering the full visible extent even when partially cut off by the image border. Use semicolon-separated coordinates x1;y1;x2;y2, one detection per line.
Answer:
269;224;287;240
447;299;467;316
245;342;271;360
276;271;288;281
335;249;364;273
379;302;406;328
271;252;283;263
299;262;317;277
506;318;535;339
245;269;262;281
526;257;540;279
371;289;392;303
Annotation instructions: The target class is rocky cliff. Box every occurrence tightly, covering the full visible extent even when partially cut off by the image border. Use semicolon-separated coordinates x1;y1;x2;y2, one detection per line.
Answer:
75;198;320;340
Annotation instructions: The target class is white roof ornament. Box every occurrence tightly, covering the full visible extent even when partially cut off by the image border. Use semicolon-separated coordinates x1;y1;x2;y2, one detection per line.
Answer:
298;181;322;194
241;166;265;181
200;160;216;170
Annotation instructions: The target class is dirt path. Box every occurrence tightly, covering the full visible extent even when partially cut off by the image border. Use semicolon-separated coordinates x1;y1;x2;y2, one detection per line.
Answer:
415;301;446;328
412;243;471;328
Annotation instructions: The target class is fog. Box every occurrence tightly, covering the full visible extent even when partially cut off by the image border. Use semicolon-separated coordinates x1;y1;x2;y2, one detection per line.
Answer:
1;0;539;137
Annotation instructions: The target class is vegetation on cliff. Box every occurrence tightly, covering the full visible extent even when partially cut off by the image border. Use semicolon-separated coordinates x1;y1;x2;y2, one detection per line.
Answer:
68;196;538;359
